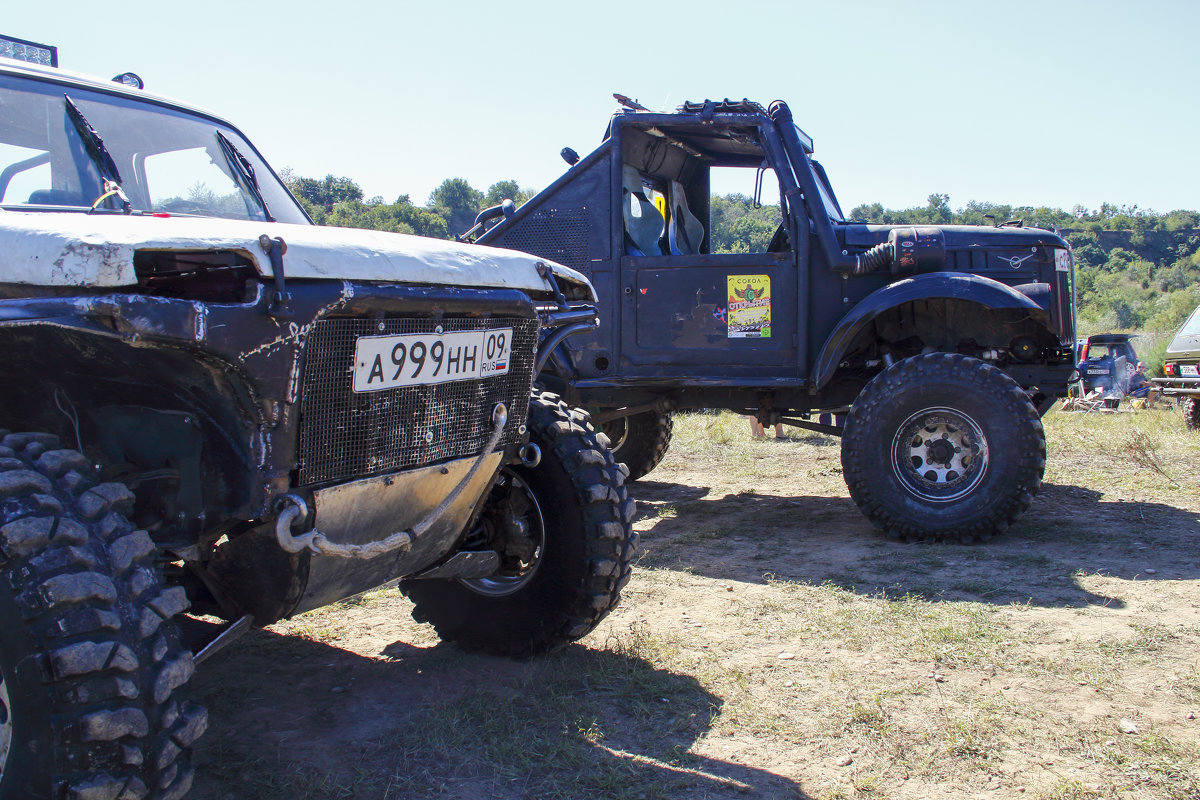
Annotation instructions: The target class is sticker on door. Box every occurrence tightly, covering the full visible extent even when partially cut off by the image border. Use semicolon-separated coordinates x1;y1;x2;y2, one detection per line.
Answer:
727;275;771;338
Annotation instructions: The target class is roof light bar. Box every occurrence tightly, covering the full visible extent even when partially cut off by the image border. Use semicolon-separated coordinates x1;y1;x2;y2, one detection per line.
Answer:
0;34;57;67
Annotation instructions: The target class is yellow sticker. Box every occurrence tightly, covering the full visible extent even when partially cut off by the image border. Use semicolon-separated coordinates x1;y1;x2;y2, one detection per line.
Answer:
727;275;771;338
651;191;667;220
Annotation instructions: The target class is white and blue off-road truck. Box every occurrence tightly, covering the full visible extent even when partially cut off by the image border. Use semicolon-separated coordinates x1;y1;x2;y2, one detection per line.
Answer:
0;38;635;799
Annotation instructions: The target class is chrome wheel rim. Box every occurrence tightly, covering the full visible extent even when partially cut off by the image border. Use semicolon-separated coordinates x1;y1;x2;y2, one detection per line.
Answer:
891;407;989;503
460;471;546;597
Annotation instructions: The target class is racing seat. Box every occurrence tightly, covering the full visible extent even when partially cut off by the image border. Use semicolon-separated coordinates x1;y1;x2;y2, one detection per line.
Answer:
622;165;664;256
668;179;704;255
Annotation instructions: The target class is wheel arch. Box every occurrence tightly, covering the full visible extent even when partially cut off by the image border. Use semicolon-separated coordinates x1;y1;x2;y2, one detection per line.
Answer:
0;318;265;525
812;272;1053;392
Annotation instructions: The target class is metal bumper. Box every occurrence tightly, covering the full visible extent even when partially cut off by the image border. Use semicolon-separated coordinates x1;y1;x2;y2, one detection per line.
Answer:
1152;377;1200;397
290;451;502;615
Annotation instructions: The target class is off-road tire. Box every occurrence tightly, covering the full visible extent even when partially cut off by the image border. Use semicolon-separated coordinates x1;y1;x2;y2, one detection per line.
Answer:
597;411;673;481
0;431;205;800
401;392;637;656
841;354;1045;543
1184;397;1200;431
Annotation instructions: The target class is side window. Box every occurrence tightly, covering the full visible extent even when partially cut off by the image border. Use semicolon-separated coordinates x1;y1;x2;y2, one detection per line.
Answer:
143;146;249;219
621;167;707;256
0;143;52;204
622;165;666;256
708;166;785;254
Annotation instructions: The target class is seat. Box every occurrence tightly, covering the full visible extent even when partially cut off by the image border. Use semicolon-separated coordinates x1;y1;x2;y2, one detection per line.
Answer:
622;165;664;256
668;179;704;255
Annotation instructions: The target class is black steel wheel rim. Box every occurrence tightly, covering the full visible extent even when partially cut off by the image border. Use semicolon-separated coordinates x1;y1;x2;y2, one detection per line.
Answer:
891;406;989;503
459;471;546;597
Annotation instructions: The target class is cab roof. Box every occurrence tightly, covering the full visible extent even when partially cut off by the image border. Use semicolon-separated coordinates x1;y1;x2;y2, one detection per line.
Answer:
0;57;237;131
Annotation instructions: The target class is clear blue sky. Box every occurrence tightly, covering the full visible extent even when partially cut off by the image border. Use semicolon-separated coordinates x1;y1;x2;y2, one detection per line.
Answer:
9;0;1198;214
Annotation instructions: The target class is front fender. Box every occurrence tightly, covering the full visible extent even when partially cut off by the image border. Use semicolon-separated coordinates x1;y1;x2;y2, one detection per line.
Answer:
811;272;1047;391
0;295;267;520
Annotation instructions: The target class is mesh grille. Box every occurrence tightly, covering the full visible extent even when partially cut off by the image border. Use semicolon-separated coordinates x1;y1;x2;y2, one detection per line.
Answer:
499;207;592;277
297;316;538;486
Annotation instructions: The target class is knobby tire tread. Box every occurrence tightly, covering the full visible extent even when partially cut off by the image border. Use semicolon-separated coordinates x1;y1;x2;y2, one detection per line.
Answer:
0;431;205;800
603;411;674;482
1184;398;1200;431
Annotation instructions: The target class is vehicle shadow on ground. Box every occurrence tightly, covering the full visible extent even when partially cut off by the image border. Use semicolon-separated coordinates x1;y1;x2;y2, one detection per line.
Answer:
630;479;1200;609
188;624;810;800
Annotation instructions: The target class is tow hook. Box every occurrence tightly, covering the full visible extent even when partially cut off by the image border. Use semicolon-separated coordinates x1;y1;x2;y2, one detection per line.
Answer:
259;235;293;318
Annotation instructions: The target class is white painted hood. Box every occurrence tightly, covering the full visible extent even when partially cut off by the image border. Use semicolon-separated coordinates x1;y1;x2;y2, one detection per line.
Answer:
0;211;595;300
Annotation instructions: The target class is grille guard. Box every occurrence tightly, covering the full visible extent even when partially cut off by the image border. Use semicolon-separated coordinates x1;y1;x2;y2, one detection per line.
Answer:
297;316;539;486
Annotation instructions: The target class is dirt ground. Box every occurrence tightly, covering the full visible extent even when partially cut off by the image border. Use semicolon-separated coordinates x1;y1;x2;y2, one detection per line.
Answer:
188;411;1200;800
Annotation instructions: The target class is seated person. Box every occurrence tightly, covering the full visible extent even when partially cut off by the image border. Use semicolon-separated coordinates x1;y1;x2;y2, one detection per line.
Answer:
1127;361;1160;405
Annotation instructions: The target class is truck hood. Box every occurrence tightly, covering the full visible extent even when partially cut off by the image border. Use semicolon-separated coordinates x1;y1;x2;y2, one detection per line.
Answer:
0;211;596;301
843;223;1068;250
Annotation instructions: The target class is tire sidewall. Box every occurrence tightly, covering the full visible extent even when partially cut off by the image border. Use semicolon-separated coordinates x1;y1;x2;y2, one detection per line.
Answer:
460;437;590;627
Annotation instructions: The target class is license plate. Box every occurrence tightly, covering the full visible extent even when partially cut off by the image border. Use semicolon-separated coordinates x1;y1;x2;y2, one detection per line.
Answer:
1183;364;1199;377
352;328;512;392
1087;368;1108;375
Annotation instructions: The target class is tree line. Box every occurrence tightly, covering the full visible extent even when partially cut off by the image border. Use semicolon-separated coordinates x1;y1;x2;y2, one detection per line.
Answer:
284;172;1200;344
280;171;534;242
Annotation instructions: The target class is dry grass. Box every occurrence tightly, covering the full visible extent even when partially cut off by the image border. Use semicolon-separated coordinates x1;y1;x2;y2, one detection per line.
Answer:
190;407;1200;800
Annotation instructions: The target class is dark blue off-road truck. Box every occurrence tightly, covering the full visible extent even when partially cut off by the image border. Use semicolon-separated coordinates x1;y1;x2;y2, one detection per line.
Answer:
473;97;1077;542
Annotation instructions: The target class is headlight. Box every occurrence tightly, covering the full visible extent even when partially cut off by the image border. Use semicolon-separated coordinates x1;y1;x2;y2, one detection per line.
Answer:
1054;248;1072;272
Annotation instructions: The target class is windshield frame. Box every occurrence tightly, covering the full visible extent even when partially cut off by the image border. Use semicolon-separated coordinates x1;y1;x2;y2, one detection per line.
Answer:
0;69;310;224
809;160;844;223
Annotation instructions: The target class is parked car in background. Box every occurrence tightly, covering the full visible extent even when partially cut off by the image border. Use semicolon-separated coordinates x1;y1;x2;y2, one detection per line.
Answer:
1153;307;1200;428
1075;333;1138;396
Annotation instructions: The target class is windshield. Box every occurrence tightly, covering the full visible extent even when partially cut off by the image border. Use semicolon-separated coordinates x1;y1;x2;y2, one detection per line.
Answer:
810;160;843;222
1085;341;1136;362
0;73;308;223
